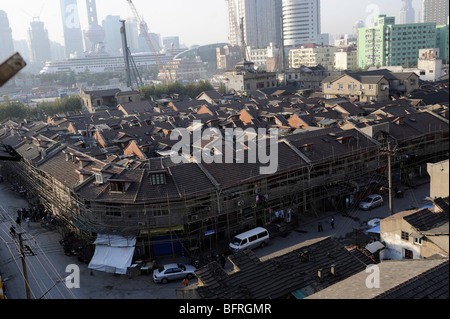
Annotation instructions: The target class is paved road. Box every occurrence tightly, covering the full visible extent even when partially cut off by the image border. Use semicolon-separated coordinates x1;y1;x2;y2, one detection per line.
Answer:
0;178;431;299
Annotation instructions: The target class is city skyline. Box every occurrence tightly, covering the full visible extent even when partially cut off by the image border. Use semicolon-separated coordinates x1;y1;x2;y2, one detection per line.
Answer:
1;0;425;50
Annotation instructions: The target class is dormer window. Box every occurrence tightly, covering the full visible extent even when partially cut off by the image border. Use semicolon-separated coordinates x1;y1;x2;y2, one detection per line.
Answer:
95;173;104;184
149;170;167;185
301;143;313;152
336;136;353;144
109;179;132;193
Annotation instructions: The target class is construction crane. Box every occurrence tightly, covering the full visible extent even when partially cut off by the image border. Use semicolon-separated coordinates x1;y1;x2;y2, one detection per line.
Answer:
125;0;172;84
120;19;144;89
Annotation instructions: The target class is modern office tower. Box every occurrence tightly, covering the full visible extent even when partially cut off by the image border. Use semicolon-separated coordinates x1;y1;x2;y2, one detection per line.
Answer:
102;15;122;54
399;0;415;24
422;0;449;25
84;0;105;51
282;0;322;48
125;17;139;52
226;0;282;49
0;10;15;62
357;15;440;68
27;18;52;68
59;0;84;57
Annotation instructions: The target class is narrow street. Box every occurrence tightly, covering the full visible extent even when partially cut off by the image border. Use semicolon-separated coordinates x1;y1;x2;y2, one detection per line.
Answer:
0;177;432;299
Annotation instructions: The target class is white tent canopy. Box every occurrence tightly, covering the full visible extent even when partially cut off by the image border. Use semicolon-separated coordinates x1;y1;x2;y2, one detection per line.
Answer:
88;234;136;275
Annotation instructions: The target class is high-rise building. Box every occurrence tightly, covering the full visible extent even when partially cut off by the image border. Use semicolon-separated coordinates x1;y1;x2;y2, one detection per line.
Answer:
357;15;441;68
102;15;122;54
59;0;84;57
27;18;52;68
282;0;322;48
0;10;15;62
422;0;449;25
226;0;282;49
125;17;139;52
399;0;415;24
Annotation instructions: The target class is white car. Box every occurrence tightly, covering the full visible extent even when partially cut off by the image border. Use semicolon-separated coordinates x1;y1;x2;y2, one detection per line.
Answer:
359;194;384;211
153;263;196;284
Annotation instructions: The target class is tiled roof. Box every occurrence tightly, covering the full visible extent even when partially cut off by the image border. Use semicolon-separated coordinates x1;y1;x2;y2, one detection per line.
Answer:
194;237;373;299
306;258;448;299
404;202;449;234
375;259;449;299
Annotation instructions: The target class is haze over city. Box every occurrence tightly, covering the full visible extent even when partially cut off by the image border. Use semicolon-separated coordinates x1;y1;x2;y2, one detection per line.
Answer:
2;0;423;48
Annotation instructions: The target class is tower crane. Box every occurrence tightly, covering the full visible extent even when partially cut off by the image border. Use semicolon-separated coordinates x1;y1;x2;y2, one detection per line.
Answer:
125;0;172;84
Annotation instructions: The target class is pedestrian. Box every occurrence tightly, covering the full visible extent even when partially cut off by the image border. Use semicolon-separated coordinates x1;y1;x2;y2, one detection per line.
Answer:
10;225;16;238
182;278;188;287
219;254;226;269
318;221;323;232
331;216;335;229
16;216;21;226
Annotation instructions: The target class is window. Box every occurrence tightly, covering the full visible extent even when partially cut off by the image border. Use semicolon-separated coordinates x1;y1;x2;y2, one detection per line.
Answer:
401;231;409;241
249;235;258;242
110;181;125;192
414;237;423;245
404;249;413;259
150;173;166;185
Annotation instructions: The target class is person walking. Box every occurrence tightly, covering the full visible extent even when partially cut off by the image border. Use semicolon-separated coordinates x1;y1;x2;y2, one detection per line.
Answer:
331;216;335;229
318;221;323;232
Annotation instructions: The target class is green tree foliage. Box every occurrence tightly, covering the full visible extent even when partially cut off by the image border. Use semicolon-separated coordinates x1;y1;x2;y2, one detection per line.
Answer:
140;80;214;99
38;95;82;117
0;95;82;121
0;101;34;121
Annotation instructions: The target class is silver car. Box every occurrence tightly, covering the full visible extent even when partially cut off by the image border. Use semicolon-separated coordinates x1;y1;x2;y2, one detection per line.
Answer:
153;263;196;284
359;194;384;210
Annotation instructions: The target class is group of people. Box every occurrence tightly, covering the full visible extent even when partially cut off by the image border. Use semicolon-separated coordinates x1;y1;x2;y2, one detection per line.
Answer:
15;206;58;228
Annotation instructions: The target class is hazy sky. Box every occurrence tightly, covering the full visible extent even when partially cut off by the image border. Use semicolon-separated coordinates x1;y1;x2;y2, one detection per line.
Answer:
1;0;423;47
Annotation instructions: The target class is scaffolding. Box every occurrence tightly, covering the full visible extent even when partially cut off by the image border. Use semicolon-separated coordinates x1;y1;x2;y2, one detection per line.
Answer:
1;126;448;261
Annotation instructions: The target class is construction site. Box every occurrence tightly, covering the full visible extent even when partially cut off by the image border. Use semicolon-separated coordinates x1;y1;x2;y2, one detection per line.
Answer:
1;111;448;264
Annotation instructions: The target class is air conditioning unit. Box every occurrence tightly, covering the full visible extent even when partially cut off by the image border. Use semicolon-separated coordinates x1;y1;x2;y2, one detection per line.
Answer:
358;91;363;95
237;200;245;207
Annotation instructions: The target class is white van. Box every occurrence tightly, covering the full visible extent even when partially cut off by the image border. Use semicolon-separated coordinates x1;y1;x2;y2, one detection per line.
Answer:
229;227;270;253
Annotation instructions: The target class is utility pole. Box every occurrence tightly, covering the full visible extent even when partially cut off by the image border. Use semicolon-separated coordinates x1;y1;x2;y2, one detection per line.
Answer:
17;232;31;299
388;142;393;216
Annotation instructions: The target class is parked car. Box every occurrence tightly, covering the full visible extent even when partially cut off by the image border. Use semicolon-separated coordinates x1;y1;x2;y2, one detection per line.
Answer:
153;263;196;284
359;194;384;210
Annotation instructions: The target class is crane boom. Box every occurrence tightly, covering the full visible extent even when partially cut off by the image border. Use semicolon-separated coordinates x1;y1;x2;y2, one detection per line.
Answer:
126;0;172;83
